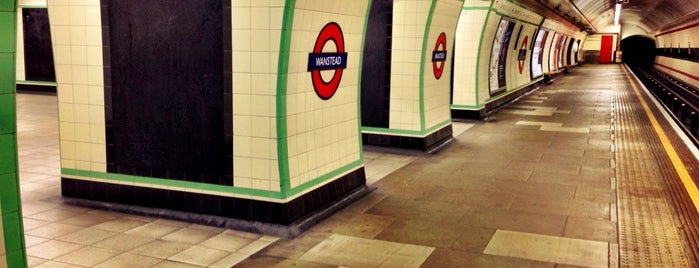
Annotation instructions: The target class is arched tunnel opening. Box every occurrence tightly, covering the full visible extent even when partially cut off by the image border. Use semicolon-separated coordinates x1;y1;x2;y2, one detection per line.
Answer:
620;35;656;68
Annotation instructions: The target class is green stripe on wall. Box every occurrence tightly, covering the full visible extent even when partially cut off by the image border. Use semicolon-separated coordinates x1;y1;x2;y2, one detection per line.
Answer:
273;0;367;198
61;168;284;198
474;0;496;105
363;117;451;137
462;6;490;10
0;0;28;267
356;0;372;163
418;0;438;132
276;0;295;198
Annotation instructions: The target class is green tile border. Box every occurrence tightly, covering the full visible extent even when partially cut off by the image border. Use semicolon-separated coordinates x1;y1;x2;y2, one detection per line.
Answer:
273;0;366;198
15;80;56;86
0;1;28;267
475;0;496;105
418;0;438;132
65;0;367;202
62;168;283;198
356;0;372;164
275;0;295;198
370;0;455;138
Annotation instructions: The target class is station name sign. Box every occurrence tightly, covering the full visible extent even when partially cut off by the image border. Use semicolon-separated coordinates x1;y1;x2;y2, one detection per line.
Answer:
432;51;447;61
308;52;348;71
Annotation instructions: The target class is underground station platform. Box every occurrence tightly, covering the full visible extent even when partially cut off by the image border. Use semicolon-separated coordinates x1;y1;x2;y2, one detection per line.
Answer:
10;64;699;267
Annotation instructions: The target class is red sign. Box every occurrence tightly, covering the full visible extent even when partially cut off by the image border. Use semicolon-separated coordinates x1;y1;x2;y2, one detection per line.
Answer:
518;35;528;74
432;32;447;79
309;22;346;100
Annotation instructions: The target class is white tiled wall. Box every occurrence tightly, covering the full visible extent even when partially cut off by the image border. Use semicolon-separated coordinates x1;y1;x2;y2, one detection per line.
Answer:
232;0;285;193
508;23;538;90
19;0;47;6
423;0;462;129
655;25;699;89
47;0;106;173
477;14;501;103
389;0;431;131
284;0;367;190
47;0;366;200
15;9;25;81
656;57;699;89
453;7;488;106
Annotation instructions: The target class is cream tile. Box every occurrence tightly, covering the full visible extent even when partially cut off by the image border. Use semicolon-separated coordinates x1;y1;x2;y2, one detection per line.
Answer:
209;252;249;268
199;232;257;252
161;227;223;244
85;26;102;46
26;240;84;259
167;245;229;267
69;5;85;25
87;65;104;85
93;233;155;252
51;26;71;45
125;222;184;239
483;229;608;267
94;252;162;268
25;208;81;222
48;6;71;26
58;227;118;245
84;5;101;26
53;45;72;64
92;218;149;232
151;260;203;268
34;260;83;268
131;239;193;259
86;46;103;66
26;256;48;267
236;239;277;255
55;246;121;267
24;235;48;248
25;222;84;239
299;234;434;268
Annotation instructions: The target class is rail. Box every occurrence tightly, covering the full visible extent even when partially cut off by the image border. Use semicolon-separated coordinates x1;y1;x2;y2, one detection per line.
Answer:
629;66;699;146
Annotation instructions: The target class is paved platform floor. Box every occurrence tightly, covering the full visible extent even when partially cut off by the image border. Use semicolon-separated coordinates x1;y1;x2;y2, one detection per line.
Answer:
15;92;469;267
15;64;699;267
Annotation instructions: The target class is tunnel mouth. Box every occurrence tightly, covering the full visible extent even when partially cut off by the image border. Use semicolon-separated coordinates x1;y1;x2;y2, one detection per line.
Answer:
620;35;657;68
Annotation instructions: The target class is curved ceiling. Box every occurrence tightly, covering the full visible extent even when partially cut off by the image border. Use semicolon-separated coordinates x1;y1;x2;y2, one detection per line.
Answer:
516;0;699;35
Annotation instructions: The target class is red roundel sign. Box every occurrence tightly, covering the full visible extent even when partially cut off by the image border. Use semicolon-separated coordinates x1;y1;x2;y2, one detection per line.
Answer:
432;32;447;79
518;35;529;74
307;22;348;100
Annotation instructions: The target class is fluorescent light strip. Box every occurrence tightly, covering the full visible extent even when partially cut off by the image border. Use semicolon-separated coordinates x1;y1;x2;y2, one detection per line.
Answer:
614;3;621;25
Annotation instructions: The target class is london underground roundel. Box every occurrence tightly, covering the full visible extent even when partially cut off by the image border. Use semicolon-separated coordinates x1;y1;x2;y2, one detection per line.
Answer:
518;35;529;74
307;22;347;100
432;32;447;79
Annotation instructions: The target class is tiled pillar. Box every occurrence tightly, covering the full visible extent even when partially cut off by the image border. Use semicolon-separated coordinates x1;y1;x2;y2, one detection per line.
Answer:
53;0;370;230
361;0;462;151
0;0;28;267
15;1;56;93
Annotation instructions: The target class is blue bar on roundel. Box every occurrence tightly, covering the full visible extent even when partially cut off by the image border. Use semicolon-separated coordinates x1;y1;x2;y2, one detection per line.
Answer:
308;52;348;71
432;51;447;62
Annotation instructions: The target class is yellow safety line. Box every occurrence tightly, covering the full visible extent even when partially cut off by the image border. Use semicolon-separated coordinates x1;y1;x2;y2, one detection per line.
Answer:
623;67;699;213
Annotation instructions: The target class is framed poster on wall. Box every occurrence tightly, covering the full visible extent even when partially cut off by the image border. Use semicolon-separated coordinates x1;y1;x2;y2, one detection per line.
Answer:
489;18;515;96
531;29;547;78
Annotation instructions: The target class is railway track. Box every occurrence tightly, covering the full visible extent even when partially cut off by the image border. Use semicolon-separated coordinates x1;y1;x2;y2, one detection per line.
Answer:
629;66;699;147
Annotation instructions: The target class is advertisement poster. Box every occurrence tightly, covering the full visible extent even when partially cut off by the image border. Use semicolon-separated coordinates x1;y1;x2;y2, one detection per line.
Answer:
549;33;560;71
489;19;515;95
531;29;547;78
557;36;567;68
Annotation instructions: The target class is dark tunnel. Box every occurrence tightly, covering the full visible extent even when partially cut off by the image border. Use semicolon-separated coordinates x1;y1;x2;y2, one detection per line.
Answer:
620;35;656;68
